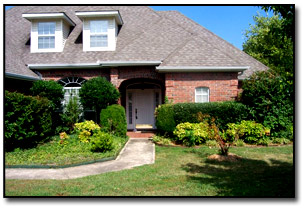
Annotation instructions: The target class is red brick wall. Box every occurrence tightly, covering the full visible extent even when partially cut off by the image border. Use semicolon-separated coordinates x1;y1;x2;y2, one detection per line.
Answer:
165;72;239;103
39;69;110;81
111;66;165;88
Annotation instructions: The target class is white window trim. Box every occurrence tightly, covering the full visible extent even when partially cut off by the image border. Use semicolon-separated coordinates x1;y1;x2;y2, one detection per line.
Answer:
195;87;210;103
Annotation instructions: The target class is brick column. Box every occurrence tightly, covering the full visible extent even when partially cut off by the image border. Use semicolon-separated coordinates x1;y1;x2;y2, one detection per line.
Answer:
110;68;121;105
165;73;175;103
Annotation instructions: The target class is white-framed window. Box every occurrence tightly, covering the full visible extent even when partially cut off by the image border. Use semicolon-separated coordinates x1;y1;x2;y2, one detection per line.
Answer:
195;87;209;103
89;20;108;48
37;22;56;49
63;87;81;107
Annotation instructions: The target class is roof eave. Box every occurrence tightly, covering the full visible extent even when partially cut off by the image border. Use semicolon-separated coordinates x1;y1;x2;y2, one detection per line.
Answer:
156;66;249;73
75;11;123;25
22;12;76;26
5;72;40;81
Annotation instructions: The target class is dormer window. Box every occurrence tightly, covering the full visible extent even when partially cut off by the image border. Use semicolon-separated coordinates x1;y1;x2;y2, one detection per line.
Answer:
76;11;123;51
22;13;75;53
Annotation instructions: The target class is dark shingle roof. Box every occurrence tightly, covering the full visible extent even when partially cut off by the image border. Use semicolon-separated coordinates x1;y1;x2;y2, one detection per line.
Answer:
5;6;268;79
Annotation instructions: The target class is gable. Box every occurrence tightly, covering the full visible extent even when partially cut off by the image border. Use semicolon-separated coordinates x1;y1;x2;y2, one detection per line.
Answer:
5;6;268;79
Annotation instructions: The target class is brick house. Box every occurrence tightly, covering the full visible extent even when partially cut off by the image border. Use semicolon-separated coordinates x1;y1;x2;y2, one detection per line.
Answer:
5;6;268;130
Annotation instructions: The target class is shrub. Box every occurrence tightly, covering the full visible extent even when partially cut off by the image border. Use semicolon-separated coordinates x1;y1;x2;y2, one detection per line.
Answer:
100;104;127;137
155;102;248;134
234;139;245;147
173;122;211;146
226;120;270;144
79;77;120;123
5;91;52;150
155;104;176;134
61;96;82;132
206;140;218;147
90;131;114;152
74;120;101;143
257;138;271;146
152;135;172;145
172;102;249;130
273;137;290;145
30;80;64;110
240;70;293;138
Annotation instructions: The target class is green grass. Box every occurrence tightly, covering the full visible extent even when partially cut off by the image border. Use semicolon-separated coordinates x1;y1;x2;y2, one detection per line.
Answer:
5;134;128;167
5;145;294;197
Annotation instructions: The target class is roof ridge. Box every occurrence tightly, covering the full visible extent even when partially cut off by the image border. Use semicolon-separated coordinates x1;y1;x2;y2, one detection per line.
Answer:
160;38;193;65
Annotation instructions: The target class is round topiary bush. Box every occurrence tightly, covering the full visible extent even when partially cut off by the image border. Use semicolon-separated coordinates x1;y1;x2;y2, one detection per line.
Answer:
100;104;127;137
79;77;120;122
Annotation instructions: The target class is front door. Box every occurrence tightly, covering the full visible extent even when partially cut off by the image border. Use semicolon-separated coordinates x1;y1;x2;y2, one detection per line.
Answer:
126;89;161;130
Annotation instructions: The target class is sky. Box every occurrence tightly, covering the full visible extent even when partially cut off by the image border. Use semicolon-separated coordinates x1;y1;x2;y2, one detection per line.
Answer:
4;5;273;50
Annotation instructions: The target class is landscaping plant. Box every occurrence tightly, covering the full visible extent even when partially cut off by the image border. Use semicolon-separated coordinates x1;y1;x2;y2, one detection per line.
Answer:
61;96;82;132
100;104;127;137
74;120;101;143
79;77;120;123
90;131;114;152
5;91;52;151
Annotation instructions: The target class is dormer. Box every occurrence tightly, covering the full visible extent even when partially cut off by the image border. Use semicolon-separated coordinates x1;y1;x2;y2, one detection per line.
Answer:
75;11;123;51
22;12;75;53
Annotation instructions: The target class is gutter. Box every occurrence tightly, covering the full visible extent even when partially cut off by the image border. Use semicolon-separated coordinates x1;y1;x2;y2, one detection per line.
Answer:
5;72;40;81
98;61;162;67
156;66;250;72
27;61;162;70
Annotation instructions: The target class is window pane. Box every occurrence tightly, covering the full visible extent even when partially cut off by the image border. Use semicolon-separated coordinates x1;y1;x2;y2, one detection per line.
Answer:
38;22;55;35
90;35;108;47
90;20;108;33
195;87;209;103
38;36;55;49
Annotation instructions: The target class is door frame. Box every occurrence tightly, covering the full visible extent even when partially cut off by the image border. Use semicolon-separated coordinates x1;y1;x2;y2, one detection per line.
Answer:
126;89;161;130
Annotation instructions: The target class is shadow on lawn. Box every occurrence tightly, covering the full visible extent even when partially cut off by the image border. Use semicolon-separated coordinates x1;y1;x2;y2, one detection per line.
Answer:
182;157;295;197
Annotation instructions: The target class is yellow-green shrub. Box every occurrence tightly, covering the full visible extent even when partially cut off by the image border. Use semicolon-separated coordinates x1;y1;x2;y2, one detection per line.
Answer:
74;120;100;143
173;122;210;147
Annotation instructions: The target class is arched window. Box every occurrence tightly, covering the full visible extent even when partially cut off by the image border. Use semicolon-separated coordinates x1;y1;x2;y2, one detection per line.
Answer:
58;77;86;107
195;87;209;103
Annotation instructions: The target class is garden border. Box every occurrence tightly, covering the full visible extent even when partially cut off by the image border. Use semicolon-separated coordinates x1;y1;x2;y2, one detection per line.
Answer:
5;137;130;169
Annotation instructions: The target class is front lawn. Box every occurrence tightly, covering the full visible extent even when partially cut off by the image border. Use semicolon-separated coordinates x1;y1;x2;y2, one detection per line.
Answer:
5;145;294;197
5;134;128;167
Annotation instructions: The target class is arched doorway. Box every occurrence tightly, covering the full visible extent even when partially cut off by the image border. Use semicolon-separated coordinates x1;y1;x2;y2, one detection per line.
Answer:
119;78;164;130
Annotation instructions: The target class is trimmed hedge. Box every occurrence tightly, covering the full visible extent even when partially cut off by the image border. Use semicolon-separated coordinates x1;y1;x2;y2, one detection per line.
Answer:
155;101;249;134
100;104;127;137
5;91;53;151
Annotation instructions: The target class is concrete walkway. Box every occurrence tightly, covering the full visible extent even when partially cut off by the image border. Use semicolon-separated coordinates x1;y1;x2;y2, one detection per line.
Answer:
5;139;155;180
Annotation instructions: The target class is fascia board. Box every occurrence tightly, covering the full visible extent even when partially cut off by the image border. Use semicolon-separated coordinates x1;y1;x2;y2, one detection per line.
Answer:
156;66;250;73
22;13;76;26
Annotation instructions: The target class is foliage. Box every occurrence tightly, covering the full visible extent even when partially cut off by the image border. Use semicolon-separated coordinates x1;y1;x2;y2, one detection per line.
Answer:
30;80;64;110
261;5;294;41
5;91;52;151
152;135;173;145
155;102;248;134
240;70;293;139
243;14;293;77
61;96;83;132
155;104;176;134
100;104;127;137
59;132;69;145
257;138;271;146
226;120;270;144
205;140;218;148
273;137;290;145
79;77;120;122
90;131;114;152
5;134;128;166
173;122;211;147
74;120;101;143
234;139;245;147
